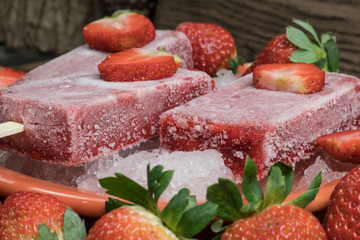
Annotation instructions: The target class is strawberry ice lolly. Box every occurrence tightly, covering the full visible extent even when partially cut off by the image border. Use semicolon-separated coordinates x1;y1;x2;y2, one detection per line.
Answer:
0;68;212;165
160;73;360;180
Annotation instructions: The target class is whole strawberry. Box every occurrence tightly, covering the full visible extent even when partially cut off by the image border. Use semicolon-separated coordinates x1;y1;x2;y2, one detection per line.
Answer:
83;10;155;52
86;164;217;239
0;191;86;239
324;165;360;239
243;19;339;75
176;22;237;77
0;66;25;88
207;157;326;239
86;205;178;239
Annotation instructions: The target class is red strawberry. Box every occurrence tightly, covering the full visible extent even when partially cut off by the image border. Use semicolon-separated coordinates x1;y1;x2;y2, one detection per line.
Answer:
83;10;155;52
243;19;339;75
243;34;297;76
0;66;25;88
207;157;325;239
89;164;217;239
221;204;326;239
253;63;325;94
317;129;360;163
86;205;178;240
98;48;182;82
176;22;237;77
324;165;360;239
0;191;86;239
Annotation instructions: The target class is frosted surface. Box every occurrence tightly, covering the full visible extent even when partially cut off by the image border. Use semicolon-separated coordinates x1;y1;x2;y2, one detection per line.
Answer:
160;72;360;180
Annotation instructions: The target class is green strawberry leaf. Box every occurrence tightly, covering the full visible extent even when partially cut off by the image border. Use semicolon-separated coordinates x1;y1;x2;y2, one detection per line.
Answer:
272;162;294;202
147;164;174;204
321;32;333;45
104;197;132;213
292;19;321;46
286;26;317;51
38;224;59;240
175;201;218;237
161;188;192;231
63;207;87;240
240;200;263;217
210;219;231;240
185;195;197;211
325;37;339;72
228;56;244;75
289;49;322;63
242;156;263;203
99;173;153;212
315;58;327;69
206;178;243;221
287;171;322;208
263;166;285;208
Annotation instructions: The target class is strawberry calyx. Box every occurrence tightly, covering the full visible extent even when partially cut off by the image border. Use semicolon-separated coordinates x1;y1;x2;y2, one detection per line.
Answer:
206;156;322;238
38;207;87;240
99;164;217;239
286;18;339;72
227;56;244;75
111;9;145;18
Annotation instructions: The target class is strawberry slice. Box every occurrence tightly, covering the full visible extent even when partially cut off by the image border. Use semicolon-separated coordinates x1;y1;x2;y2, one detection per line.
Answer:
252;63;325;94
98;48;182;82
317;129;360;163
83;10;155;52
0;66;25;88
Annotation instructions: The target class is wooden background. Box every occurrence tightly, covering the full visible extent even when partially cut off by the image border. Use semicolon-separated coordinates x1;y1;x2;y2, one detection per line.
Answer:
0;0;359;76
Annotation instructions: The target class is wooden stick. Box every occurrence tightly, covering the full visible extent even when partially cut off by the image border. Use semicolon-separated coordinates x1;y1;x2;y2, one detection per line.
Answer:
0;121;24;138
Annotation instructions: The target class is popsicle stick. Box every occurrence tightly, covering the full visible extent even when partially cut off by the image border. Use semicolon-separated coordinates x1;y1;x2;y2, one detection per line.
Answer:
0;121;24;138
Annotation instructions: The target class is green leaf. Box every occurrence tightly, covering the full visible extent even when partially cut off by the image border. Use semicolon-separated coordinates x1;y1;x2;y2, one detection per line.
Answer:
288;171;322;208
242;156;263;203
210;219;230;240
99;173;152;211
227;56;244;75
289;49;322;63
271;162;294;202
185;195;197;211
315;58;327;70
175;201;218;237
161;188;191;231
321;32;333;45
147;164;174;204
286;26;317;51
263;166;285;208
206;178;243;221
104;197;131;213
325;37;339;72
292;19;321;46
63;207;87;240
240;200;263;217
38;224;59;240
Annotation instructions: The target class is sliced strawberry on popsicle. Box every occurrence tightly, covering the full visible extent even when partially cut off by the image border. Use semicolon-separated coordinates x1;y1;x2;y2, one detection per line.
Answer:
83;10;155;52
252;63;325;94
317;129;360;163
0;66;25;88
98;48;182;82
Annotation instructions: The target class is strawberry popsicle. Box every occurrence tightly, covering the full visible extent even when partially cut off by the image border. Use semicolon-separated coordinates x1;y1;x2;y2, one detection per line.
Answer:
0;67;212;165
160;73;360;180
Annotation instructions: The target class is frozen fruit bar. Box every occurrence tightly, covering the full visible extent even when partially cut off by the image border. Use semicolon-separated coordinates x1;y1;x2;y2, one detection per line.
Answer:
0;68;212;165
15;30;193;85
160;73;360;180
